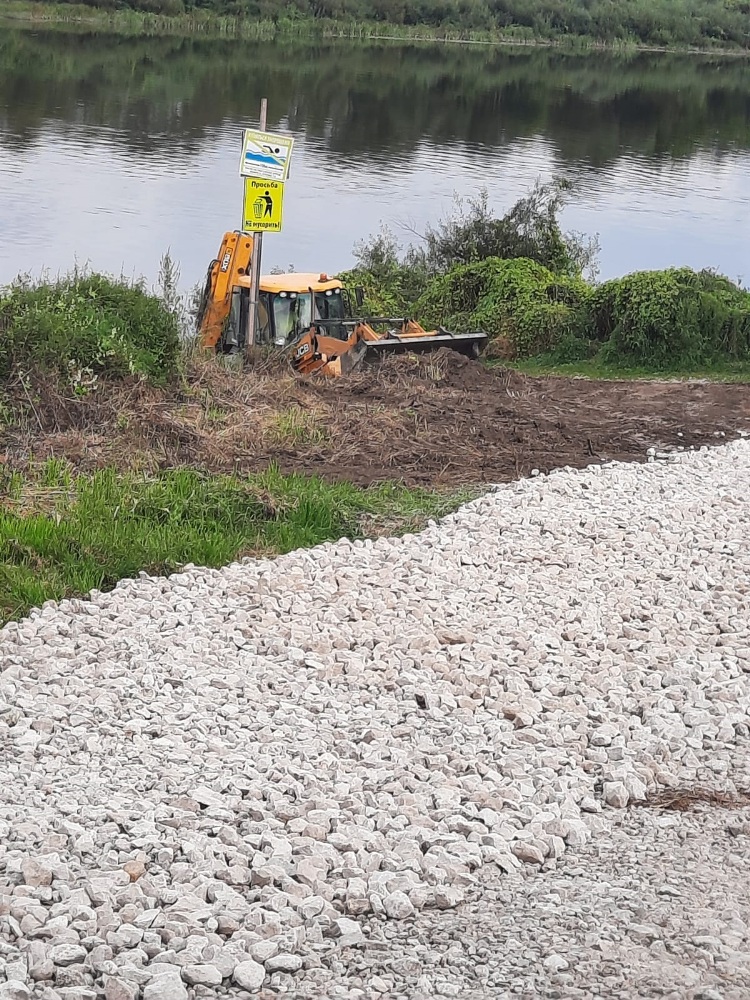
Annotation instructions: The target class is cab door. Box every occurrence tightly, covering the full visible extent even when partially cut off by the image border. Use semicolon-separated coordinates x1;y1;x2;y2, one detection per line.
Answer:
256;291;274;345
219;288;275;351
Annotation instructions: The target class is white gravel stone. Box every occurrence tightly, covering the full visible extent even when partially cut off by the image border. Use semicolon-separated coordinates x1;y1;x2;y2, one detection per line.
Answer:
603;781;630;809
512;843;546;866
20;859;53;887
181;964;223;986
248;940;278;964
434;887;465;909
143;970;187;1000
232;960;266;991
0;985;31;1000
50;944;87;967
383;891;415;920
333;917;365;947
543;953;570;972
103;979;140;1000
2;441;750;997
265;952;303;973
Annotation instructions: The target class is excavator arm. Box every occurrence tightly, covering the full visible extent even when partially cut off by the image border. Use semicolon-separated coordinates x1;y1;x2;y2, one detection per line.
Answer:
196;231;254;350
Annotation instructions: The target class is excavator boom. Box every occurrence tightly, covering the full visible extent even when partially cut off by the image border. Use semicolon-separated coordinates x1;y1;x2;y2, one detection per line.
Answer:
196;232;254;350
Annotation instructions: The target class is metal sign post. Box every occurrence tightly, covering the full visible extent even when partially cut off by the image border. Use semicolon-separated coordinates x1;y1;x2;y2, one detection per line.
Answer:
245;97;267;354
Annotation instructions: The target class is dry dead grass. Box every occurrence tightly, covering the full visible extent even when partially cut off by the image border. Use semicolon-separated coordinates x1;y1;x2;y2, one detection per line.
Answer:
0;350;468;485
3;347;749;489
634;787;750;812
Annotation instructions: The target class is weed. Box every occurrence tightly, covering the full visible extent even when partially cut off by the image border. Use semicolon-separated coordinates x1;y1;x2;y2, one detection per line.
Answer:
203;405;228;425
267;407;328;447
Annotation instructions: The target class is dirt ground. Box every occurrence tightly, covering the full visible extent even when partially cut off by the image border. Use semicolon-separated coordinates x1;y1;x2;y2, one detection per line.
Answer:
3;350;750;488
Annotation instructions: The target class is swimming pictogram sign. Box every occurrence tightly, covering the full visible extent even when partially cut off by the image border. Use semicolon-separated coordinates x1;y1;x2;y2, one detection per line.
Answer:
242;178;284;233
239;129;294;182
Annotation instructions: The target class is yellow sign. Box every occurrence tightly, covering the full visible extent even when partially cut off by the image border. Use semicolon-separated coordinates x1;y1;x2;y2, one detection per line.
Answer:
242;178;284;233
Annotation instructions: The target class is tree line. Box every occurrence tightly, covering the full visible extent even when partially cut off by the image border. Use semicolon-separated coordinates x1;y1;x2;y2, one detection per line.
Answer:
22;0;750;50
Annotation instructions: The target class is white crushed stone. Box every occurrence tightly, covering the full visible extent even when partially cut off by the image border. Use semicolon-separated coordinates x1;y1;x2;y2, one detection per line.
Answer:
1;441;749;998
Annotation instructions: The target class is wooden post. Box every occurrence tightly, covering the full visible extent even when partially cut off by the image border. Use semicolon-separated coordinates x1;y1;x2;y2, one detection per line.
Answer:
245;97;267;354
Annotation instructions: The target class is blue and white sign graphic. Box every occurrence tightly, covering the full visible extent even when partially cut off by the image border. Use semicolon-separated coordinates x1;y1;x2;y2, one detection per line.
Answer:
239;129;294;182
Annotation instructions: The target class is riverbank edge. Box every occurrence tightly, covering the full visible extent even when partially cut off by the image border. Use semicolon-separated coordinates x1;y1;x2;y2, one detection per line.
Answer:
4;0;750;56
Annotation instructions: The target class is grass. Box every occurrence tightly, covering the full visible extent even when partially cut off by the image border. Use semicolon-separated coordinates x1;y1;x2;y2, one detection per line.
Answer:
0;1;522;42
505;357;750;382
0;461;473;626
267;407;328;447
4;0;750;52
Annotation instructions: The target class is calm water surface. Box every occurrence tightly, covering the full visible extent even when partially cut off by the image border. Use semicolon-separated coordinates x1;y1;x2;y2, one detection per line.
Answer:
1;26;749;290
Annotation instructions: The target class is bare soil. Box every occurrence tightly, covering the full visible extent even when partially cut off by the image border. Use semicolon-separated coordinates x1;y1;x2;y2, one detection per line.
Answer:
3;350;750;487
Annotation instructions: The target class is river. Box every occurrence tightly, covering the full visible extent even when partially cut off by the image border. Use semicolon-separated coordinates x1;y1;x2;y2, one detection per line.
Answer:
1;24;749;293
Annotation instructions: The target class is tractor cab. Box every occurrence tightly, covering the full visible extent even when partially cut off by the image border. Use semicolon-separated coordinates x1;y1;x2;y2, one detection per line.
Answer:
222;272;349;352
260;273;348;346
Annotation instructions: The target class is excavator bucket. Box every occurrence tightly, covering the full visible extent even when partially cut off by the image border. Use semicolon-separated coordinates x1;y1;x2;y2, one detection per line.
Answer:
289;320;488;377
362;329;488;361
337;337;370;375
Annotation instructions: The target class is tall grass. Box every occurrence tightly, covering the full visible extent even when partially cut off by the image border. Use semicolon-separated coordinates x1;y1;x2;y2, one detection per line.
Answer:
0;462;472;625
5;0;750;51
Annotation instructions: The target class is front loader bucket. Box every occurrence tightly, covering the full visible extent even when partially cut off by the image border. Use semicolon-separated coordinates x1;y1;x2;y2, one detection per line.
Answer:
363;329;488;361
337;337;370;375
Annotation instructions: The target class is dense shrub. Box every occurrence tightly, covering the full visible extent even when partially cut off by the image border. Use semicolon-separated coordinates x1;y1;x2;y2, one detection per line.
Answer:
587;268;750;367
415;183;599;279
416;257;591;357
345;181;599;316
0;274;180;384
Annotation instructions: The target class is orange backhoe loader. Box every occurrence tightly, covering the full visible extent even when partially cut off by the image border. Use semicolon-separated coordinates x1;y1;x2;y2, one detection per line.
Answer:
196;231;488;375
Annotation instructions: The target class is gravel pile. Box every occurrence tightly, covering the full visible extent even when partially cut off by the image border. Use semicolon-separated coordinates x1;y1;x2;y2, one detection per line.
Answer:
1;441;749;999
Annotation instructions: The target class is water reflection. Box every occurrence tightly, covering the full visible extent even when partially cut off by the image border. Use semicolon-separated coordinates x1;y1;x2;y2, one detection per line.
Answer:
0;26;748;289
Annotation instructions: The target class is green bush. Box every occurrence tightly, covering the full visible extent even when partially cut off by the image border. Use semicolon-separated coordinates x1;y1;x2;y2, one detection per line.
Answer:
588;268;750;367
345;181;600;318
341;229;430;316
416;257;591;357
0;273;180;383
416;182;599;279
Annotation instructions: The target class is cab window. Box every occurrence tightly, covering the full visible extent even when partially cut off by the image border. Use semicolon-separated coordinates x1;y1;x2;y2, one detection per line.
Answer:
257;292;273;345
273;292;310;346
314;288;344;321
